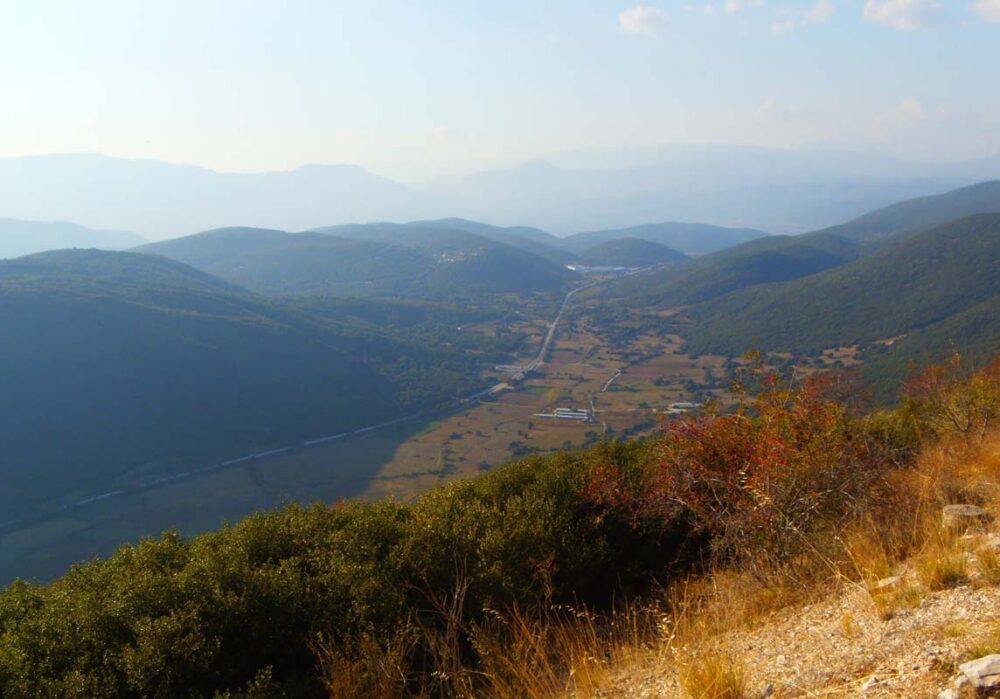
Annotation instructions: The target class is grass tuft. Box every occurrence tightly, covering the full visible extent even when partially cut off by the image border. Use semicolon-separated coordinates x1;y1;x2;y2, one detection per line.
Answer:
677;650;751;699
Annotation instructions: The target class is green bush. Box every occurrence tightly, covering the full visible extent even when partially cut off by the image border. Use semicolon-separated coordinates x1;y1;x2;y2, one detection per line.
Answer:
0;441;677;698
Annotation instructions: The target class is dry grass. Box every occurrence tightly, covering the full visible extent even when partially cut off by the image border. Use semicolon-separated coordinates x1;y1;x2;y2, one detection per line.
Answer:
965;625;1000;660
977;544;1000;586
915;547;970;591
317;425;1000;699
869;582;926;621
471;605;662;699
315;629;415;699
676;650;751;699
936;620;970;639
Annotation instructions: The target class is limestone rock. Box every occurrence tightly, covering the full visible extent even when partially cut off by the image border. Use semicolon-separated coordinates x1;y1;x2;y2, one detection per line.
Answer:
942;504;990;532
874;575;902;591
861;675;880;692
958;654;1000;689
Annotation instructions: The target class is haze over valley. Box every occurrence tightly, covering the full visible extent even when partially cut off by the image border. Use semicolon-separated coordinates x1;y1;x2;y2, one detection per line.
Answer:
3;2;1000;696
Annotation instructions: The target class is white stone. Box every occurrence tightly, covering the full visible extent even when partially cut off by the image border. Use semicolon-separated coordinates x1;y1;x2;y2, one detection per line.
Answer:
861;675;880;692
942;504;990;531
958;654;1000;689
874;575;902;590
937;689;959;699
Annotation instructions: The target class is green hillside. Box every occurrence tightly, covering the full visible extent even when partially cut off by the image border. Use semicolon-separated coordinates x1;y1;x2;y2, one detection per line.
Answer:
590;232;858;307
321;226;580;296
816;180;1000;244
684;214;1000;360
138;228;428;297
141;226;577;299
578;237;688;267
562;221;768;256
0;250;483;524
402;218;579;265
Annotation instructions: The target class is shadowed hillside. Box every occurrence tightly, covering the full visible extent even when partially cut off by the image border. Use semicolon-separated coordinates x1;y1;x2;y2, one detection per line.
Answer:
0;250;483;523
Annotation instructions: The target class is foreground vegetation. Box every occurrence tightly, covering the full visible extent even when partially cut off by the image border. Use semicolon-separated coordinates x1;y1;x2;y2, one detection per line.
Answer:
1;354;998;697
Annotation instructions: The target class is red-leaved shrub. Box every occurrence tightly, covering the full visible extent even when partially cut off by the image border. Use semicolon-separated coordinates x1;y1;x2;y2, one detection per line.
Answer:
585;364;891;572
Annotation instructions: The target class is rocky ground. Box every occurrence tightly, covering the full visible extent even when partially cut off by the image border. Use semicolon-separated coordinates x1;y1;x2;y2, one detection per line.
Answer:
604;533;1000;698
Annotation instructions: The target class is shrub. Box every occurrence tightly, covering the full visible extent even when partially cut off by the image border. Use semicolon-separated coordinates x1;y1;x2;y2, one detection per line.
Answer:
585;364;895;572
903;352;1000;442
0;443;676;698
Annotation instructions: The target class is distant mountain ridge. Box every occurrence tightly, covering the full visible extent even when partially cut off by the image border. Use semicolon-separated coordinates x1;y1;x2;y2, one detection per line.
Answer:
0;218;143;259
0;154;429;239
2;148;998;238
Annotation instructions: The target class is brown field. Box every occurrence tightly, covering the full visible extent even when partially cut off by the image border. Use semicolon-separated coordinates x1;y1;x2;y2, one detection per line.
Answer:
364;316;733;501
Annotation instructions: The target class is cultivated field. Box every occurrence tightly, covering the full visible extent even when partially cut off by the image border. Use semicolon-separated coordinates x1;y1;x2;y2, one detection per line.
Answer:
364;313;732;501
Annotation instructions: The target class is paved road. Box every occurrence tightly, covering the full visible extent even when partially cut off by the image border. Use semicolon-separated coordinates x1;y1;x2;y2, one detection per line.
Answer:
602;368;623;393
525;282;597;373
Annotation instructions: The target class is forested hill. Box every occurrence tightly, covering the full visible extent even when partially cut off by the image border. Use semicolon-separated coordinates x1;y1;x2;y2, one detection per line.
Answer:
561;221;768;256
586;181;1000;311
589;232;858;307
323;217;579;265
140;225;577;299
0;250;479;523
684;214;1000;360
578;237;688;267
814;180;1000;244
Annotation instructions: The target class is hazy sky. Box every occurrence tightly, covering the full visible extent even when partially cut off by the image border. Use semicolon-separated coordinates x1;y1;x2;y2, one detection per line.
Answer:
1;0;998;180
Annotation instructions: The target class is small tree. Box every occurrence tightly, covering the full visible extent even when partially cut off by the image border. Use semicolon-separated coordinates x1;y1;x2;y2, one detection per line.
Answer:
903;352;1000;442
585;361;888;574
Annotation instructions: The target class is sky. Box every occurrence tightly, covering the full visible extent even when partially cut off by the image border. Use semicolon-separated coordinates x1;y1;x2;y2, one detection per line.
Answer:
1;0;998;180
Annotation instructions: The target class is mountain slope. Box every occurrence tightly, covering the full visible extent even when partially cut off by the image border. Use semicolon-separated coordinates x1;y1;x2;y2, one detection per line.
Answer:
564;222;768;256
0;154;428;239
0;218;143;258
684;214;1000;358
816;180;1000;244
139;226;577;299
137;228;428;297
424;146;988;233
578;238;688;267
400;218;578;265
591;232;859;307
308;224;580;296
0;250;476;523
